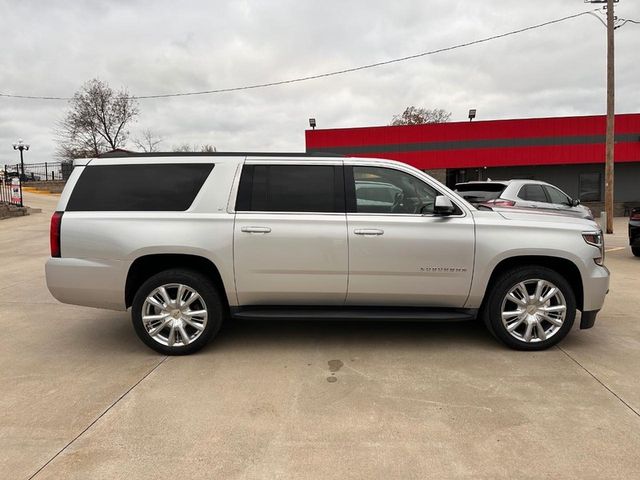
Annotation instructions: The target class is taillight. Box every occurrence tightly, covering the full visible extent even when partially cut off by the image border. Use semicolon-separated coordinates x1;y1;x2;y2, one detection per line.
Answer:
50;211;63;258
485;198;516;207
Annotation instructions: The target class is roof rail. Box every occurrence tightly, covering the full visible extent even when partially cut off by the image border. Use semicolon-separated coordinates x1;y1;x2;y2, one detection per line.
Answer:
96;151;344;158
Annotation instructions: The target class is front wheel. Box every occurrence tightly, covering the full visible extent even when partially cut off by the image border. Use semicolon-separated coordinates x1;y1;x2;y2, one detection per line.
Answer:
483;266;576;350
132;269;224;355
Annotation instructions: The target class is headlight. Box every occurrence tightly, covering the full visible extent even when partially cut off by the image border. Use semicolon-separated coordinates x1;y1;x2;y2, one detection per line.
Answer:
583;231;604;265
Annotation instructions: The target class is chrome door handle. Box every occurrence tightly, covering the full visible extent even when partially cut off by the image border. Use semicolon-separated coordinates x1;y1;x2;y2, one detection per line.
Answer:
241;226;272;234
354;228;384;236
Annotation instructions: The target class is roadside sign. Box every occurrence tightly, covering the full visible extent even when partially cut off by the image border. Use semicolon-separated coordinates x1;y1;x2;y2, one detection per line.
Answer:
11;177;21;205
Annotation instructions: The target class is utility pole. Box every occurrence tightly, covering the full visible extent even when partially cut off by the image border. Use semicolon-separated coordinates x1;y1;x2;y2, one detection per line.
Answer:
604;0;615;234
586;0;617;233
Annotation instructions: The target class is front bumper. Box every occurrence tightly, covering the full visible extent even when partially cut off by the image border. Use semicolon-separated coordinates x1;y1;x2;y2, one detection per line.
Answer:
581;263;609;313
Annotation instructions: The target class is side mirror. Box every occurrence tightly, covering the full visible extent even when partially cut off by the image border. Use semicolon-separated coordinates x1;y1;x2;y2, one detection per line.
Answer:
571;199;580;207
434;195;455;216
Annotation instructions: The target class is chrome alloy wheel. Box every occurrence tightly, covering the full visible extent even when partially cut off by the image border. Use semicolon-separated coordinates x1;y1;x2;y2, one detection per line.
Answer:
500;279;567;343
141;283;208;347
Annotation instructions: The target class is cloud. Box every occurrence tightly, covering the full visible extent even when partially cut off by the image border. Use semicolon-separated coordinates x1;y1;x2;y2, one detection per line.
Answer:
1;0;639;164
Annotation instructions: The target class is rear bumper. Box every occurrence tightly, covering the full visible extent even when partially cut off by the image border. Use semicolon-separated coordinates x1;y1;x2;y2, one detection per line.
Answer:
45;257;128;311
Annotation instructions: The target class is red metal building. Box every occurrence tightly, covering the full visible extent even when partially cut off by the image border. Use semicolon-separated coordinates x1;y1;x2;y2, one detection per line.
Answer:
305;113;640;213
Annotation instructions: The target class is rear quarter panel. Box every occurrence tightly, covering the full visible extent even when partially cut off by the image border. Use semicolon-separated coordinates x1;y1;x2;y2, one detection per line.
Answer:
50;158;240;310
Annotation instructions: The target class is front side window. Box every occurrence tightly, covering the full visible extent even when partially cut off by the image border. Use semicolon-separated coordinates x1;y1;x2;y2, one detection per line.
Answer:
544;186;571;205
351;166;441;214
519;184;548;203
236;164;344;213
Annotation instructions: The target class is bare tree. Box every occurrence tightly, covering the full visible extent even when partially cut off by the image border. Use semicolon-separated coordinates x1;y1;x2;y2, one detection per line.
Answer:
133;129;163;152
56;78;139;159
391;107;451;126
171;143;217;153
200;144;216;153
172;143;194;153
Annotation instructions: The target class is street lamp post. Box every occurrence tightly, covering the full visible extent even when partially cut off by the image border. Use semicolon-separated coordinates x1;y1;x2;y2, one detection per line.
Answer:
12;138;30;180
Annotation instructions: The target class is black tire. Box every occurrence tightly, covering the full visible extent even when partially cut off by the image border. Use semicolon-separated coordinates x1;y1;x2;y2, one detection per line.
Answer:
132;269;225;355
632;247;640;257
482;266;576;351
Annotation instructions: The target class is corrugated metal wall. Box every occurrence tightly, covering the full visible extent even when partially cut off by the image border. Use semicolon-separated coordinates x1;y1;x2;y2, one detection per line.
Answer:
305;113;640;170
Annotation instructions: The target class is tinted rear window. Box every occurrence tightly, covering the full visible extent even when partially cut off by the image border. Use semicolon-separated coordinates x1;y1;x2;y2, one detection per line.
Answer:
455;183;506;192
66;163;214;211
236;164;344;213
455;183;506;203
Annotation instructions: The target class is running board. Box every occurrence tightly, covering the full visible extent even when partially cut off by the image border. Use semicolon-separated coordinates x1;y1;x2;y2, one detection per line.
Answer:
230;306;477;322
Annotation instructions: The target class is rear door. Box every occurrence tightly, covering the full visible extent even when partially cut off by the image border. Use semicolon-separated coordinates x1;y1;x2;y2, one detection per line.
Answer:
345;163;475;307
233;160;348;305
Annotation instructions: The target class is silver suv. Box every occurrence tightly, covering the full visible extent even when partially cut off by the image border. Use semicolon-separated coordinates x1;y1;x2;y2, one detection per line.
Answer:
45;153;609;355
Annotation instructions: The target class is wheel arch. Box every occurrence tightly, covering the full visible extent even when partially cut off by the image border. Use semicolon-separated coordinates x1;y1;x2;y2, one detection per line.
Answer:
483;255;584;311
125;254;230;309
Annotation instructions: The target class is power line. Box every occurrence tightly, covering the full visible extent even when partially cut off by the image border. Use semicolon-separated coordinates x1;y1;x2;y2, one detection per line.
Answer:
616;18;640;29
0;9;599;102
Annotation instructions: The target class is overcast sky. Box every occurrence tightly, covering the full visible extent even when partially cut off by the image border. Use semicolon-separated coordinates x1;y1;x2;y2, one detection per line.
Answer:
1;0;639;164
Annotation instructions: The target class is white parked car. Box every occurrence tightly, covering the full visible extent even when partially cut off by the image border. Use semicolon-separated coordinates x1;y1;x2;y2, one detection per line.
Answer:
455;180;594;219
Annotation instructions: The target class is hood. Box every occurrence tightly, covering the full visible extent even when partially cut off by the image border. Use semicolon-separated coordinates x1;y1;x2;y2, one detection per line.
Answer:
494;208;600;230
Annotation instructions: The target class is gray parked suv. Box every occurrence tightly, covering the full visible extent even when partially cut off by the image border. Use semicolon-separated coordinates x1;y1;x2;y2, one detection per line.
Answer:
46;153;609;355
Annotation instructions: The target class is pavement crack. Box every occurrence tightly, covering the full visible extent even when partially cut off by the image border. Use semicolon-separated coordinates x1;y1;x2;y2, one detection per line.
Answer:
27;355;169;480
557;345;640;419
381;394;494;412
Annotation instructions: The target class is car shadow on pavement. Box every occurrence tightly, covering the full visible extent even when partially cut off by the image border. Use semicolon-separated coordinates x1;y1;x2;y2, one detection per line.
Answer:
63;311;502;354
73;312;497;356
211;317;496;354
80;310;602;357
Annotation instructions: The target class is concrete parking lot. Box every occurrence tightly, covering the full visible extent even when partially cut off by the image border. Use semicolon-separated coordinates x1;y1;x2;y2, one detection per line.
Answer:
1;192;639;479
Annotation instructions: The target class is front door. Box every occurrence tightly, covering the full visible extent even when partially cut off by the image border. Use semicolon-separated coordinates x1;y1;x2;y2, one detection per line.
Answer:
345;164;475;307
233;161;348;305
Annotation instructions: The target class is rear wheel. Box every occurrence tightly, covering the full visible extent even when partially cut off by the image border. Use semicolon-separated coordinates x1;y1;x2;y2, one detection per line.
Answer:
632;247;640;257
483;266;576;350
132;269;224;355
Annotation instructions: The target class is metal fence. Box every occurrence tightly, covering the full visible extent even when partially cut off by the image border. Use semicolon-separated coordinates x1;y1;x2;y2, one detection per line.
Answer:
3;161;73;182
0;176;22;206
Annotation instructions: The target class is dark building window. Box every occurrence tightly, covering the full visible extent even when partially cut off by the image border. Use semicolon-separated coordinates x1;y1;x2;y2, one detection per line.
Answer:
579;173;601;202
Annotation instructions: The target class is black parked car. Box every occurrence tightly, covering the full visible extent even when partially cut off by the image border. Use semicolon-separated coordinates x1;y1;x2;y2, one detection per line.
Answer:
630;208;640;257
